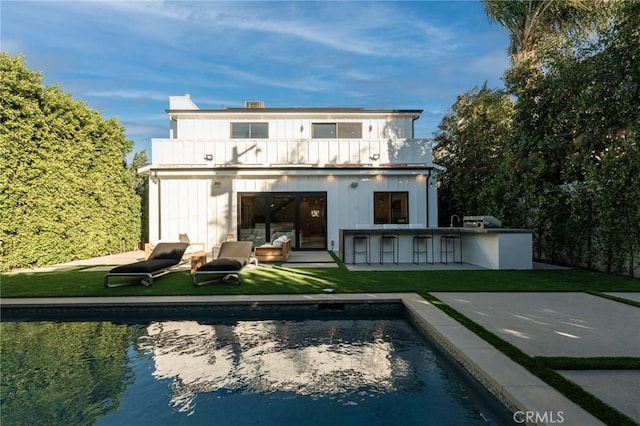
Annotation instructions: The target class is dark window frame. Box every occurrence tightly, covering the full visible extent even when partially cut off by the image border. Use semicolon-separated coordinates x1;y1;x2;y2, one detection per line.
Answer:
374;191;409;224
311;122;362;139
231;122;269;139
237;192;328;250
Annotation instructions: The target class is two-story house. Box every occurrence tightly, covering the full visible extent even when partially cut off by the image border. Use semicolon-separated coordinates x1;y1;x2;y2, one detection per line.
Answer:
142;95;443;253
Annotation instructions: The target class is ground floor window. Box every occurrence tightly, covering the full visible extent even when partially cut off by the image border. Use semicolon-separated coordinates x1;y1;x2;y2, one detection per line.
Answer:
374;192;409;224
238;192;326;250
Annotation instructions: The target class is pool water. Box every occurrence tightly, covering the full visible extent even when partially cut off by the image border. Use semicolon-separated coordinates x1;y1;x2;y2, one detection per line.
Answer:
1;311;513;425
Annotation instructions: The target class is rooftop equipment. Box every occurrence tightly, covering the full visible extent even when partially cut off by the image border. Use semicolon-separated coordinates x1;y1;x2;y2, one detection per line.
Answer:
245;101;265;109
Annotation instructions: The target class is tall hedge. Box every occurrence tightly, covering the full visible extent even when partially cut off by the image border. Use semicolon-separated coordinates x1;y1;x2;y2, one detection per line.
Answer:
0;54;140;271
435;3;640;276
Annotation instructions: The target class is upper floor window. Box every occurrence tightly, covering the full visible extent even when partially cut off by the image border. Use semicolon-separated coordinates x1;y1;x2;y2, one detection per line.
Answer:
374;192;409;224
231;122;269;138
312;123;362;139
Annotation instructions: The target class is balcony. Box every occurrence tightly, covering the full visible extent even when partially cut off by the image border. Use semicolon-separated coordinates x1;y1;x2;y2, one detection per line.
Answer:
151;138;435;168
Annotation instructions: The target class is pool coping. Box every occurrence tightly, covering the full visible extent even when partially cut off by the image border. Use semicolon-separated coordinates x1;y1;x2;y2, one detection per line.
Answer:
1;293;604;425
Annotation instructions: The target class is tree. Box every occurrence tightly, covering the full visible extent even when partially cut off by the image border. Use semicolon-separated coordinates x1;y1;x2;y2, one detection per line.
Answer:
476;1;639;275
574;1;640;275
482;0;603;63
435;2;638;274
129;150;149;245
433;84;517;226
0;54;140;270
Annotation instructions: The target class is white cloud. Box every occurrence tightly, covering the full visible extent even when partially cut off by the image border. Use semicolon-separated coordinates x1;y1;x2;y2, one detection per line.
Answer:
1;39;23;55
85;89;168;102
207;64;339;93
123;122;166;137
75;1;457;59
465;50;510;79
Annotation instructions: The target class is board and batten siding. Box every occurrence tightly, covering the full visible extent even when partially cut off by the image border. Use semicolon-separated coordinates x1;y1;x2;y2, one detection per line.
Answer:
148;174;433;252
173;117;415;140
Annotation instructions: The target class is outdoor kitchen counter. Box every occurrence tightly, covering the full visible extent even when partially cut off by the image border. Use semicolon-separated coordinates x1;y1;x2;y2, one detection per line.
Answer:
339;227;533;269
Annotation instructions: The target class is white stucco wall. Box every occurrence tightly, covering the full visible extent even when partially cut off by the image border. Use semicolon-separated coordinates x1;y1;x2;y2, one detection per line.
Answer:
461;232;533;269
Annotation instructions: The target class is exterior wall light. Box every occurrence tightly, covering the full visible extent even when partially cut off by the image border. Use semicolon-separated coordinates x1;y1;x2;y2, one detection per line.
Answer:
204;154;213;161
369;153;380;161
350;181;359;188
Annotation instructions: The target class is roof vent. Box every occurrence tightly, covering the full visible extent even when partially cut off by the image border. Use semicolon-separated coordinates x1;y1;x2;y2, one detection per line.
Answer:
245;101;265;109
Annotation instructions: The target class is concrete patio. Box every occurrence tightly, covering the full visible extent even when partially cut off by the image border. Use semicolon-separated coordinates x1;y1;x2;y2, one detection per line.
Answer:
432;291;640;423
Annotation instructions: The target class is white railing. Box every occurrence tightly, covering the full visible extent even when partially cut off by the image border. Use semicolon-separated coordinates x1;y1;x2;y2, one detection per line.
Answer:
151;138;434;167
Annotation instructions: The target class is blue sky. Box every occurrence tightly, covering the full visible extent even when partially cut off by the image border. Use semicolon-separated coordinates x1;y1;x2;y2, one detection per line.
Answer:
2;0;511;157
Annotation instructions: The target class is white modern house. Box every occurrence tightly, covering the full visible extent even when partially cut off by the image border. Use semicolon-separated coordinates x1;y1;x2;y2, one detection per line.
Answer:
142;95;442;254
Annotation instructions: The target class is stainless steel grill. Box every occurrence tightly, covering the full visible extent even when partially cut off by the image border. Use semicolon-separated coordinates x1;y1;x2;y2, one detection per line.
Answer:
463;215;502;229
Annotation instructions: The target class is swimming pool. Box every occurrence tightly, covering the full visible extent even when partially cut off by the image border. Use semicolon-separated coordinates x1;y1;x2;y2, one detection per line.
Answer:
1;303;514;425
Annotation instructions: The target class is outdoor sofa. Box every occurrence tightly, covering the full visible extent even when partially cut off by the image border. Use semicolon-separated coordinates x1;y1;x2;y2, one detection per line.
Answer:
254;236;291;262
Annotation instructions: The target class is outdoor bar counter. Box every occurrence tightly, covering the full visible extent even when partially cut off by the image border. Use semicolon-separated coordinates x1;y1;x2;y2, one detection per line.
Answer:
339;226;533;270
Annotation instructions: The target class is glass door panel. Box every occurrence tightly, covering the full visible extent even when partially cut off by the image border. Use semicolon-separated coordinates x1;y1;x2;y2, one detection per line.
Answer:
239;195;267;245
299;194;326;249
269;195;296;246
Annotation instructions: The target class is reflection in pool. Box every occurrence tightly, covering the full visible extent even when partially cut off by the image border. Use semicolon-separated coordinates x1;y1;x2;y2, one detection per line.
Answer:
1;316;512;425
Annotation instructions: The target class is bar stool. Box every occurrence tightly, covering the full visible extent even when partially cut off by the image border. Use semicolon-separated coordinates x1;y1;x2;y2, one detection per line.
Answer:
379;234;398;265
413;233;434;264
352;233;370;265
440;234;462;264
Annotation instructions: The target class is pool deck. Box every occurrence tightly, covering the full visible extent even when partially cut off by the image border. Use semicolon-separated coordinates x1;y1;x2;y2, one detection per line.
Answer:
2;251;637;424
432;292;640;424
4;292;638;424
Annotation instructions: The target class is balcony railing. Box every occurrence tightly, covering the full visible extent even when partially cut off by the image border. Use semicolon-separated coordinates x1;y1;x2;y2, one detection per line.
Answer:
151;138;434;167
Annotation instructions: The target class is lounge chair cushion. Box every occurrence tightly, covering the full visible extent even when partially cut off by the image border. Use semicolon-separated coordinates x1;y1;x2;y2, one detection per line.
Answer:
148;242;190;260
196;258;244;272
109;259;179;274
216;241;253;264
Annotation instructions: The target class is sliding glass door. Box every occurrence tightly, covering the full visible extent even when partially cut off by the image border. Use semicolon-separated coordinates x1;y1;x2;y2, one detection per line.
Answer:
238;192;326;250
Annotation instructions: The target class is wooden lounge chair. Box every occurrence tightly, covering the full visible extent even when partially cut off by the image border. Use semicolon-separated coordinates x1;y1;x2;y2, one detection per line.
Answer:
104;242;189;288
192;241;256;286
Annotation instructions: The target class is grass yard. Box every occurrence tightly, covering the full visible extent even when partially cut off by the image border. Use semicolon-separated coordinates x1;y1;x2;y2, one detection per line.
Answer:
1;263;638;299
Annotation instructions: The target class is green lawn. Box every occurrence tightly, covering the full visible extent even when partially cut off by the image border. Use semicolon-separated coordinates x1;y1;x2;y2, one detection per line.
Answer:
1;263;638;299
